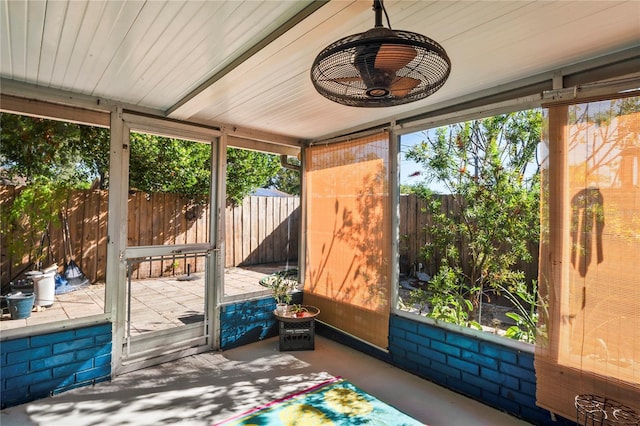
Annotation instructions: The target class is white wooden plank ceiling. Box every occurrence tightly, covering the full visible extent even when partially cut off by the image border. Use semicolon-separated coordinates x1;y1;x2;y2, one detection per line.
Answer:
1;0;639;142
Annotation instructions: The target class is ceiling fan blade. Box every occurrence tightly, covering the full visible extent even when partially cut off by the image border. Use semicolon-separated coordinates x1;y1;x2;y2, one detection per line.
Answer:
330;76;365;90
391;77;420;97
332;77;362;83
374;43;417;72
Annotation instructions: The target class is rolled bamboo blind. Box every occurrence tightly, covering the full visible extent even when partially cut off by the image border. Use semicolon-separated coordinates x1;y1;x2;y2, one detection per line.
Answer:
303;132;391;349
535;97;640;420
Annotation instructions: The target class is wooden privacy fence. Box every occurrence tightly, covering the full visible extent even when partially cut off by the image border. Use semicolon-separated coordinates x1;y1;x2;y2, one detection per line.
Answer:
225;195;300;268
399;193;539;286
1;185;300;286
1;188;537;288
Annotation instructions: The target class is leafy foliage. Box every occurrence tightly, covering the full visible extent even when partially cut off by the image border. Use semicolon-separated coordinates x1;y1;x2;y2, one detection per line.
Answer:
1;113;285;203
399;183;432;199
2;177;69;265
226;148;281;205
409;265;482;329
497;280;545;343
1;114;100;260
405;111;542;335
268;157;300;196
1;113;98;187
262;270;299;304
129;132;211;199
1;113;286;261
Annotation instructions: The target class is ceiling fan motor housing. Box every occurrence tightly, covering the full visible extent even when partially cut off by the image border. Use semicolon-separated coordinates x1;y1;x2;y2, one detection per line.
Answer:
311;26;451;107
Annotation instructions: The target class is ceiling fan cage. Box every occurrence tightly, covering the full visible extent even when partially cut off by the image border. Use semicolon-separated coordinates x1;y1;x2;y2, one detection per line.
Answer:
311;28;451;107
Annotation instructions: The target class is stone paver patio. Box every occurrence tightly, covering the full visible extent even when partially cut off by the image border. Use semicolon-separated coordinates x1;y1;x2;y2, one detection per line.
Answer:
1;263;296;335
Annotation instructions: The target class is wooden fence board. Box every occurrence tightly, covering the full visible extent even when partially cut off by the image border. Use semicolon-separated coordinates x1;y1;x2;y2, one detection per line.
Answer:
175;199;188;276
139;193;151;278
284;199;292;260
184;202;198;275
285;198;295;259
249;197;259;265
224;206;235;265
265;197;274;264
160;193;171;276
417;196;429;271
170;195;180;276
1;185;16;285
196;203;207;273
143;193;155;277
150;193;161;276
398;194;409;273
70;191;86;273
257;197;267;264
233;202;242;265
49;203;64;269
96;192;107;280
273;199;283;264
198;202;209;274
242;200;250;264
1;187;540;292
84;190;100;281
127;193;139;278
407;194;418;269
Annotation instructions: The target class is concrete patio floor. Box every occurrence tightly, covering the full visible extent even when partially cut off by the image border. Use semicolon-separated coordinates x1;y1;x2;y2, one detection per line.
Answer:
1;263;291;334
0;335;532;426
1;264;534;425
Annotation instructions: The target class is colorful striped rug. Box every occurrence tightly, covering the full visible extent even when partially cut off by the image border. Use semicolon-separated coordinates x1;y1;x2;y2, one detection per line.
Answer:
214;376;425;425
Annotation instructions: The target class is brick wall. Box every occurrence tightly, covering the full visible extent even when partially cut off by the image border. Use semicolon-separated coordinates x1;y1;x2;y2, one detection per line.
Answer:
1;323;112;409
218;299;568;424
220;292;302;350
0;304;577;424
388;314;565;425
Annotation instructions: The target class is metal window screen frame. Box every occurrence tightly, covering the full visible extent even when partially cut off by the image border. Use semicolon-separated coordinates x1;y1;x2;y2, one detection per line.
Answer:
535;97;640;420
303;132;391;349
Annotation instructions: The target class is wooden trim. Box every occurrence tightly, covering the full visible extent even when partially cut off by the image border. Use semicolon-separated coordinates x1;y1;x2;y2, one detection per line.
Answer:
0;94;110;127
227;135;299;156
122;111;220;142
226;124;303;148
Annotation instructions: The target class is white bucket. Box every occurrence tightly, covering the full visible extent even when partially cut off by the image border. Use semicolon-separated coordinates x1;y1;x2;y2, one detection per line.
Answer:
32;271;56;307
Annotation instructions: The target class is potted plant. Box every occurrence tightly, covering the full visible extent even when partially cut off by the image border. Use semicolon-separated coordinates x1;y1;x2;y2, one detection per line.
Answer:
263;271;298;315
288;304;309;318
277;304;320;322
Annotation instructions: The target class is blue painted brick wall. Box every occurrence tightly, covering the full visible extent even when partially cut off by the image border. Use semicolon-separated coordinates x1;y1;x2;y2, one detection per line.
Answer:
220;293;302;350
389;315;563;426
1;322;112;409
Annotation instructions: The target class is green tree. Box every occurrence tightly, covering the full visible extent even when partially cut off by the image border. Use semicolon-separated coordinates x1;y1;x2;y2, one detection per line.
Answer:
77;125;111;189
268;157;300;195
399;183;432;199
0;114;97;187
1;114;101;263
1;113;285;204
1;113;285;264
405;110;542;332
128;132;211;199
226;148;281;205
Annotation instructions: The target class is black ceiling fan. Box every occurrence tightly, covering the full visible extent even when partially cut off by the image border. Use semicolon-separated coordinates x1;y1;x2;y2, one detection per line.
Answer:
311;0;451;107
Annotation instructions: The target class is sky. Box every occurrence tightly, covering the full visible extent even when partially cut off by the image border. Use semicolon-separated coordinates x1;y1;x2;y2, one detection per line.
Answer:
399;130;449;193
400;125;542;194
399;132;424;183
